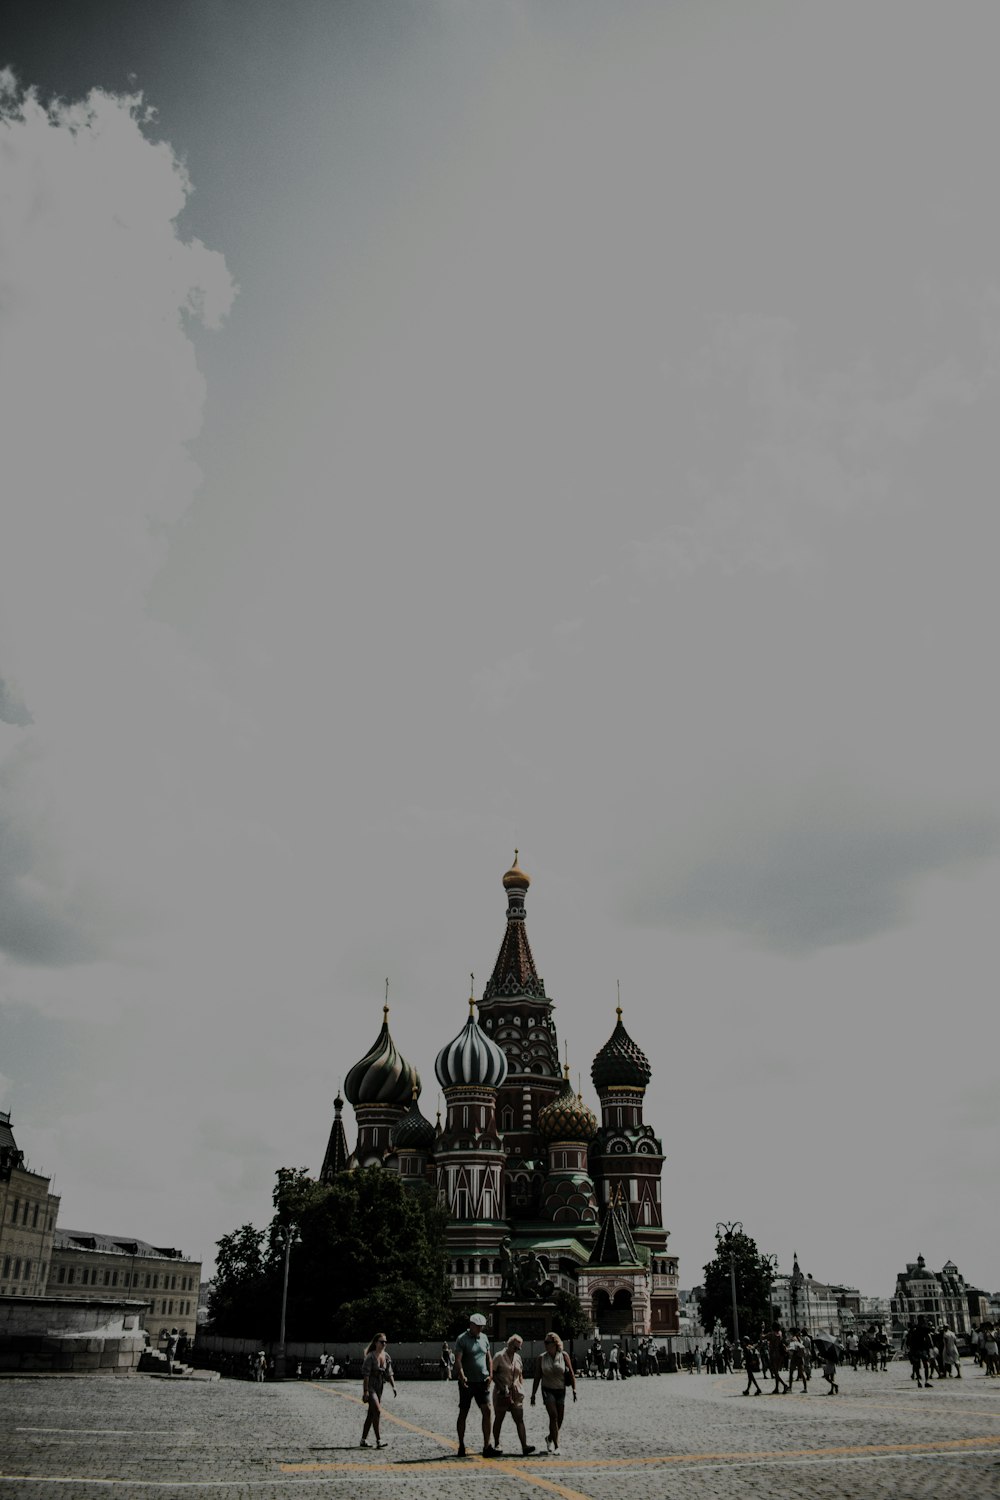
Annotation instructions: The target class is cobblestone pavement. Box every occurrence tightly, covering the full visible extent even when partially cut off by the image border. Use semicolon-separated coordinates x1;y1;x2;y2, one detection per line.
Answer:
2;1363;1000;1500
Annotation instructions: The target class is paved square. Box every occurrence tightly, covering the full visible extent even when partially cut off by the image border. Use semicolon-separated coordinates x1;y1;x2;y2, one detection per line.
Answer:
2;1364;1000;1499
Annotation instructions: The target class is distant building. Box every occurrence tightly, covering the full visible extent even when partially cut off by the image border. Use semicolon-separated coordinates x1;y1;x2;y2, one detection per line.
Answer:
769;1254;862;1335
0;1111;60;1298
891;1255;975;1335
47;1230;202;1344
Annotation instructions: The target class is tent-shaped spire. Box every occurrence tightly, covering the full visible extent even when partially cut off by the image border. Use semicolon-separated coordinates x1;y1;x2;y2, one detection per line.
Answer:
588;1188;642;1267
320;1092;350;1183
482;851;546;1000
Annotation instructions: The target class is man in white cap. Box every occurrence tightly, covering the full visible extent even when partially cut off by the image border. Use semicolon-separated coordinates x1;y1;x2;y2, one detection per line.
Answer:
454;1312;496;1457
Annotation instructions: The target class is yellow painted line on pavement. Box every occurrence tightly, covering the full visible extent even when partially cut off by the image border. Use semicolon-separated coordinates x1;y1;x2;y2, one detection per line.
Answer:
286;1383;1000;1487
294;1383;595;1500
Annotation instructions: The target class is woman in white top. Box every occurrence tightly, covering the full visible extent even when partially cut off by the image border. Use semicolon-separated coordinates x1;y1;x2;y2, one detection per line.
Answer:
530;1331;577;1455
491;1334;535;1456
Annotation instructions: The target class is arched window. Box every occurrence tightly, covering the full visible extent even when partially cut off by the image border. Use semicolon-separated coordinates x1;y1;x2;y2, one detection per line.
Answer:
501;1107;514;1131
480;1258;490;1275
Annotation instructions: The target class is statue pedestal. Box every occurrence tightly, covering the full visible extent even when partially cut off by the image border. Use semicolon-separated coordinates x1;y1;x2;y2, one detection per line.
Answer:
493;1301;558;1343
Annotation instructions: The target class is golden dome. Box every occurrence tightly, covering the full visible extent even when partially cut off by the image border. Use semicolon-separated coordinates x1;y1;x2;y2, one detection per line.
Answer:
502;849;531;890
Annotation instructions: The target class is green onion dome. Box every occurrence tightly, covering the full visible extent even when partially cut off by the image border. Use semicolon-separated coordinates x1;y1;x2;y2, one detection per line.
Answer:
391;1097;436;1151
344;1008;420;1107
591;1007;652;1093
537;1076;599;1143
435;1003;508;1090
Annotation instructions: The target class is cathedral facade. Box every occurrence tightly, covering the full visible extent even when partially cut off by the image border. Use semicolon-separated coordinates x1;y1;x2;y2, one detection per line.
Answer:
322;856;679;1336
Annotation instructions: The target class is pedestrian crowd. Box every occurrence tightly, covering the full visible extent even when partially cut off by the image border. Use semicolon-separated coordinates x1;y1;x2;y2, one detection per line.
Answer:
359;1313;579;1457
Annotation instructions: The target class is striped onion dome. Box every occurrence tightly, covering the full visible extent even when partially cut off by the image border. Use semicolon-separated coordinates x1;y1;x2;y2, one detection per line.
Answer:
591;1008;652;1093
391;1097;436;1151
344;1008;420;1107
435;1006;508;1091
537;1075;599;1143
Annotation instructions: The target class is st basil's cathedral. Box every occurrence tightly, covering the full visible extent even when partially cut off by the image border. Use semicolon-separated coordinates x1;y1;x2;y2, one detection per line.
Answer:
320;855;679;1336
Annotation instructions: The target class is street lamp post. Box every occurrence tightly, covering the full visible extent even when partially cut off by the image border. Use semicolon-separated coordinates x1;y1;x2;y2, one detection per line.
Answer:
276;1223;299;1381
761;1253;778;1329
716;1221;743;1348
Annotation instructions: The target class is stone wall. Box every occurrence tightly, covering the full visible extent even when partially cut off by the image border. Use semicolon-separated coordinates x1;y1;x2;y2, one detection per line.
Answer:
0;1295;148;1373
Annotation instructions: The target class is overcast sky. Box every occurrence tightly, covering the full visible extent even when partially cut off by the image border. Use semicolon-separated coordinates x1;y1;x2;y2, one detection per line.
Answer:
1;0;998;1300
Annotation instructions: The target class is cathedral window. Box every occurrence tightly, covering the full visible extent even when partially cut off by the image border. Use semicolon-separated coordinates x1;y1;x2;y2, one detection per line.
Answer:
480;1258;489;1274
501;1107;514;1131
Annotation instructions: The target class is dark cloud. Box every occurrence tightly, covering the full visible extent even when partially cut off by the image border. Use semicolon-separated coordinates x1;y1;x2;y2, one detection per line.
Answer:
622;794;1000;954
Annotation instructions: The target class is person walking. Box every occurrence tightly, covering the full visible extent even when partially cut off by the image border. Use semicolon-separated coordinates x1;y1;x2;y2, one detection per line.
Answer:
907;1317;933;1388
787;1330;809;1393
440;1343;454;1380
821;1345;839;1395
607;1342;620;1380
454;1312;496;1457
531;1331;577;1455
360;1333;396;1449
741;1337;762;1396
767;1326;790;1395
941;1326;961;1378
983;1325;999;1377
491;1334;536;1455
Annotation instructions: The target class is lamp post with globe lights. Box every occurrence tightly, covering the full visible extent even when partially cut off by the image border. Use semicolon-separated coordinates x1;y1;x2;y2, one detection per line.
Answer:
762;1253;779;1329
275;1222;300;1380
716;1221;743;1347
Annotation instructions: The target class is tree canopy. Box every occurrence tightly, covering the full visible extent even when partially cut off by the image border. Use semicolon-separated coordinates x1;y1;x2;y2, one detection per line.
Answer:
700;1227;774;1339
208;1167;453;1341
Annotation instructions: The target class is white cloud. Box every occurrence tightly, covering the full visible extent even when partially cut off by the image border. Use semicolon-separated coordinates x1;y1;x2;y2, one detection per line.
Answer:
0;82;236;970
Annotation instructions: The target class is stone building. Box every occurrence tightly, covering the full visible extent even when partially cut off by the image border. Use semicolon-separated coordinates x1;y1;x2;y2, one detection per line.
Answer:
47;1230;202;1344
326;855;679;1336
891;1255;975;1335
0;1111;59;1298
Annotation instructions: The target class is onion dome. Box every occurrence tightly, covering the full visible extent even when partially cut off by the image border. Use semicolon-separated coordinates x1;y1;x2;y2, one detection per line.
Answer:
537;1074;598;1143
391;1097;436;1151
435;999;508;1090
344;1006;420;1107
502;850;531;891
591;1006;652;1093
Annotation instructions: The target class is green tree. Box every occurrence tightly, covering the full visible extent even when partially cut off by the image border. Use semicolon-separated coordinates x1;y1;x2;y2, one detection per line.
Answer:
700;1227;772;1339
208;1167;453;1342
208;1224;270;1336
551;1289;590;1342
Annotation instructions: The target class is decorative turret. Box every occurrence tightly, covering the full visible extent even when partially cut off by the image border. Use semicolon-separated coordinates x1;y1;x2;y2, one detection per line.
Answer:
590;998;664;1244
392;1097;437;1151
537;1071;598;1144
591;1007;652;1095
386;1095;436;1192
434;988;508;1225
538;1068;599;1225
476;854;562;1200
435;997;509;1091
319;1091;350;1183
344;996;420;1166
482;851;546;1002
344;1003;421;1106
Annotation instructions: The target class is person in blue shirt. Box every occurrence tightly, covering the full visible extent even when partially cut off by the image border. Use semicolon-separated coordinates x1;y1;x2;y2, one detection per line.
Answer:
454;1312;496;1457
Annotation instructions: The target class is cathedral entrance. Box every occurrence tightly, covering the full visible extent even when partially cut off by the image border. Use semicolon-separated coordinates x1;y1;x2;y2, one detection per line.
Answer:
591;1287;634;1334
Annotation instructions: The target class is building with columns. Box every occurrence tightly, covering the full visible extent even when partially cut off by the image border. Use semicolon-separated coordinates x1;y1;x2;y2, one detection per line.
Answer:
325;855;679;1336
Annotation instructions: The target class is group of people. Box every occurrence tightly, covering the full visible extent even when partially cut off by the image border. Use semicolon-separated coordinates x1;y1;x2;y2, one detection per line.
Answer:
361;1313;578;1457
580;1336;661;1378
731;1326;841;1397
